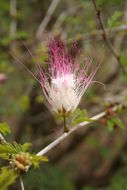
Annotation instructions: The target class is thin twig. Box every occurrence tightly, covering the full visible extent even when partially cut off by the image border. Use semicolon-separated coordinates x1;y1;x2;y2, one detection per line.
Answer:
36;0;60;40
20;177;25;190
10;0;17;51
37;105;118;156
92;0;126;73
68;24;127;43
53;5;80;30
10;0;17;37
0;133;6;142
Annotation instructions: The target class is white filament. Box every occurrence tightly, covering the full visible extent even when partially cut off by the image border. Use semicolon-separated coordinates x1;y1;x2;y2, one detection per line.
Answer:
48;74;81;113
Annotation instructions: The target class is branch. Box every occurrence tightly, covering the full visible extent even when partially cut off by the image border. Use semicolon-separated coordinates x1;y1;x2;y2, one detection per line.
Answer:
36;0;60;40
68;24;127;43
53;5;80;30
37;105;118;156
10;0;17;51
0;133;6;142
92;0;126;73
20;177;25;190
10;0;17;37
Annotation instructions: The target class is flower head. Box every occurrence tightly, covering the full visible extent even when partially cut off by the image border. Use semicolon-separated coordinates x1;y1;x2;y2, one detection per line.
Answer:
0;73;7;84
38;39;102;116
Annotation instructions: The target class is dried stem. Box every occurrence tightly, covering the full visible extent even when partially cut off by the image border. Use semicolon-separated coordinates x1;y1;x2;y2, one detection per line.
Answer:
92;0;126;73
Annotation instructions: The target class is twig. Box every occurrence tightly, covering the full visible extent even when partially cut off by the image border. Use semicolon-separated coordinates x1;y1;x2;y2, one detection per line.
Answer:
37;105;118;156
10;0;17;37
36;0;60;40
53;5;80;30
20;177;25;190
68;24;127;43
0;133;6;142
92;0;126;73
10;0;17;51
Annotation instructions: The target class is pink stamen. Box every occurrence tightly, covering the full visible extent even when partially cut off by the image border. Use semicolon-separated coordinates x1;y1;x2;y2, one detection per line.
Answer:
37;38;103;112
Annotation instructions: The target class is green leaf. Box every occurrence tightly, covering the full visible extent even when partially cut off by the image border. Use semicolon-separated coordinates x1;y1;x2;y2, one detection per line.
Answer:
36;96;44;103
111;118;125;129
107;11;123;29
30;154;48;168
0;123;10;136
21;143;32;152
0;142;32;160
82;186;97;190
107;119;114;132
0;37;11;46
0;1;9;11
0;142;17;155
107;117;124;132
116;105;123;114
19;95;30;112
0;167;18;190
0;153;10;160
70;108;93;125
120;54;127;67
12;141;32;152
121;73;127;84
0;141;47;171
11;31;29;40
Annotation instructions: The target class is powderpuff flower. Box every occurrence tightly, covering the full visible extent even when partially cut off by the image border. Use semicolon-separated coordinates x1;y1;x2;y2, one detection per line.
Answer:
38;39;103;119
0;73;7;84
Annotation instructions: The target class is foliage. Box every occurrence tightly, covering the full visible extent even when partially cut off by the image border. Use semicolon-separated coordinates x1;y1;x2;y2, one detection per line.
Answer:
69;108;93;126
120;54;127;67
82;187;97;190
121;73;127;84
0;141;48;170
29;154;48;168
0;122;48;189
107;11;123;29
107;117;124;132
0;123;10;136
107;167;127;190
19;95;30;112
82;165;127;190
0;167;18;190
23;165;75;190
120;53;127;84
0;142;31;156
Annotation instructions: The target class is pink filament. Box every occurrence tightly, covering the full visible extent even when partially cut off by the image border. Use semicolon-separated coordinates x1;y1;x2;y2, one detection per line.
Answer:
38;38;103;98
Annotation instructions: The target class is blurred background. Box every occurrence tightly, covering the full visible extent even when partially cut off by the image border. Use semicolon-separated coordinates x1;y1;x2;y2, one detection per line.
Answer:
0;0;127;189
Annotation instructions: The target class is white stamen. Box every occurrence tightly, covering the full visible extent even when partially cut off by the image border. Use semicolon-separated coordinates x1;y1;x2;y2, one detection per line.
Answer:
48;74;80;113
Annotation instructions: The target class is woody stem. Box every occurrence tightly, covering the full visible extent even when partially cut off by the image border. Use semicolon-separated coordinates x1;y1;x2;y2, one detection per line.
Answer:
63;115;69;133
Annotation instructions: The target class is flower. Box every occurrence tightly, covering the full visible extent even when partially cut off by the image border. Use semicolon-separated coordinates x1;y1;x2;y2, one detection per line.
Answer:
38;39;103;116
0;73;7;84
